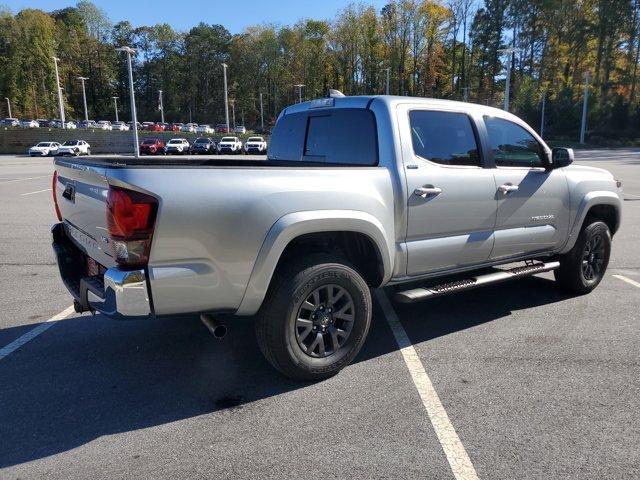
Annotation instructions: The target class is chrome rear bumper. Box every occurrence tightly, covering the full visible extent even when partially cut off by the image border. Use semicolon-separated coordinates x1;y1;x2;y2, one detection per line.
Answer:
52;223;152;319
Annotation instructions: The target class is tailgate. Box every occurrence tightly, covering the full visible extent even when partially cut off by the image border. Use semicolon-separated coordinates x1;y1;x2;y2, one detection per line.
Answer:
54;158;115;268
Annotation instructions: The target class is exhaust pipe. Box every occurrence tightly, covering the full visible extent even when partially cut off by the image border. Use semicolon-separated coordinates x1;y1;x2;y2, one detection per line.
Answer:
200;314;227;339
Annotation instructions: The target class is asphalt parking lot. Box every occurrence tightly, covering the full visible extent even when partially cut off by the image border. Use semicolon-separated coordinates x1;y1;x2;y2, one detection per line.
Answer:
0;151;639;479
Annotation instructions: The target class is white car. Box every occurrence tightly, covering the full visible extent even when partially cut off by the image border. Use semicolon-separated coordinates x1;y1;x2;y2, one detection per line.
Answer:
244;136;267;154
21;119;40;128
96;120;112;131
65;121;77;129
57;140;91;156
217;136;243;154
181;123;197;133
112;121;130;131
234;125;247;134
196;124;213;134
28;141;60;156
165;138;190;155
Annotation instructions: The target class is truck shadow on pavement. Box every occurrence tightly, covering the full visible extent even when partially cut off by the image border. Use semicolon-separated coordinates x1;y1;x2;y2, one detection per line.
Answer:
0;276;569;468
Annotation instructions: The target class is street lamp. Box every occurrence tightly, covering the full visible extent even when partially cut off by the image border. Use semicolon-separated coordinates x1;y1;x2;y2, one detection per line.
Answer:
77;77;89;123
4;97;11;118
497;47;520;112
52;56;65;128
580;71;590;144
222;63;230;132
293;84;305;103
229;99;236;128
116;46;139;158
111;96;119;122
259;92;264;130
158;89;164;123
385;68;390;95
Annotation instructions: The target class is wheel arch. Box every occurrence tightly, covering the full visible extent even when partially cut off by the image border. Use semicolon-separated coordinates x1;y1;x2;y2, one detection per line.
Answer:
236;210;393;316
560;191;621;254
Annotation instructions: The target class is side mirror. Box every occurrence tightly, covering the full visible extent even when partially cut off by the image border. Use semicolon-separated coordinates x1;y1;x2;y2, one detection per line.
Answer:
551;147;574;169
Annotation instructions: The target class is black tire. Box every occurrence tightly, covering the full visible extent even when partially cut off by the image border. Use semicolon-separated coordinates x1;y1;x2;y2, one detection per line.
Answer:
86;148;91;156
255;254;372;380
554;219;611;294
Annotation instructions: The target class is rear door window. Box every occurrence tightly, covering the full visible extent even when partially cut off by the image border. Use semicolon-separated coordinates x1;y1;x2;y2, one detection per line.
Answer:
269;108;378;165
409;110;480;166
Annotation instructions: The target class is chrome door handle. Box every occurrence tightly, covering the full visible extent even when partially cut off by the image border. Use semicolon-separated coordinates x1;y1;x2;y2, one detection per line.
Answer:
498;184;519;194
414;186;443;197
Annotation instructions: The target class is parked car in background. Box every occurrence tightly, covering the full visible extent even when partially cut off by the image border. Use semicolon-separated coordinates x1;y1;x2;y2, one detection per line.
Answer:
65;121;78;129
112;121;130;131
141;122;155;131
190;137;216;154
244;136;268;154
181;123;197;133
2;118;20;127
196;124;213;134
57;140;91;156
127;121;141;130
79;120;97;129
168;123;183;132
20;119;39;128
234;125;247;134
158;122;170;131
164;138;190;155
37;119;52;128
96;120;112;131
139;138;166;155
28;141;60;156
217;136;243;154
215;124;230;133
149;123;164;132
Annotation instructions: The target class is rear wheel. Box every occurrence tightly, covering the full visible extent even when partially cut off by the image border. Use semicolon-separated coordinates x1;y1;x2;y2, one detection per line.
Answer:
554;219;611;294
255;254;372;380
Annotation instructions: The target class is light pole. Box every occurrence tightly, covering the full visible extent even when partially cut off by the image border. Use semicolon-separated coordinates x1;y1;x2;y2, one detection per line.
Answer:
498;47;520;112
385;68;390;95
4;97;11;118
111;96;119;122
259;92;264;130
230;99;236;128
294;84;305;103
52;57;65;128
77;77;89;122
222;63;230;132
462;86;470;102
116;46;139;158
158;89;164;123
540;90;546;139
580;71;590;144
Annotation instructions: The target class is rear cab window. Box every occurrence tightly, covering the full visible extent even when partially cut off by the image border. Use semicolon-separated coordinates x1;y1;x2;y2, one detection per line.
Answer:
268;108;378;165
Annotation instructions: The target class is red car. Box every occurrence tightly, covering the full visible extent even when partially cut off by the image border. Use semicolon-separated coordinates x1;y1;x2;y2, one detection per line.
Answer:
168;123;183;132
215;123;230;133
139;137;166;155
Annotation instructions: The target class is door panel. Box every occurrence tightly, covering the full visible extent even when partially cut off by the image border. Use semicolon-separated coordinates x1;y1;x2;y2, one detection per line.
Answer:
400;106;498;276
491;168;569;259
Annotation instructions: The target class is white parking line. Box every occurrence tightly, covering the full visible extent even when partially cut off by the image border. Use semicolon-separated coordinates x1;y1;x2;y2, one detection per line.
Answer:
20;188;52;196
0;175;49;185
374;289;479;480
612;274;640;289
0;306;75;361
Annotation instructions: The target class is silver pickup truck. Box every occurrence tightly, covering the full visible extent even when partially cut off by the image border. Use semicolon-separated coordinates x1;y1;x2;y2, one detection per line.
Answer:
51;95;622;380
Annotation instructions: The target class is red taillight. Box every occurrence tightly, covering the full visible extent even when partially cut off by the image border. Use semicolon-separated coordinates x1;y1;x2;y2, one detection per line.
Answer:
52;171;62;221
106;186;158;267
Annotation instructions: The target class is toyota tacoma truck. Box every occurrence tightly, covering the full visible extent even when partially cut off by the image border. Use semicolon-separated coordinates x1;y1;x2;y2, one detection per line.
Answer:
51;94;622;380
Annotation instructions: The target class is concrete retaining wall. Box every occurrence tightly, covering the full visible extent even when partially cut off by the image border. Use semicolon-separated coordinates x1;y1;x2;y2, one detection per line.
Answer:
0;128;267;154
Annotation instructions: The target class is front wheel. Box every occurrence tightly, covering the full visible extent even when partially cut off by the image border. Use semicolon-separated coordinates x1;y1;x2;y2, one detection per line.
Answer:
255;254;372;380
554;219;611;294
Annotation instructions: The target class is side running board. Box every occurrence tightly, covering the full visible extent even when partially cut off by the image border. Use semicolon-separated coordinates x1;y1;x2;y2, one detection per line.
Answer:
394;261;560;304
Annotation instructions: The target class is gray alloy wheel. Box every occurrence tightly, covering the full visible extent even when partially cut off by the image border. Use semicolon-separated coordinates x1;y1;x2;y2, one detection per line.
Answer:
294;284;355;358
581;233;606;281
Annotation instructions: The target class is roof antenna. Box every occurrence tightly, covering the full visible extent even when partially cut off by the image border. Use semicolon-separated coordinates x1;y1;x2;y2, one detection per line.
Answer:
327;89;345;98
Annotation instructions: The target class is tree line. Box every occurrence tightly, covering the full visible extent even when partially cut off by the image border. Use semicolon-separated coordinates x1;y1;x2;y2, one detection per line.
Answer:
1;0;640;142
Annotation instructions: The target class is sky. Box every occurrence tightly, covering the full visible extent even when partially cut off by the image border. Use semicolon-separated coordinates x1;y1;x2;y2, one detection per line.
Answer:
8;0;389;33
